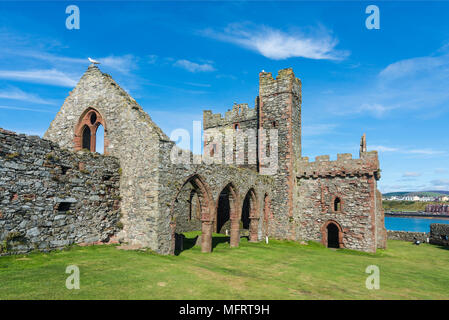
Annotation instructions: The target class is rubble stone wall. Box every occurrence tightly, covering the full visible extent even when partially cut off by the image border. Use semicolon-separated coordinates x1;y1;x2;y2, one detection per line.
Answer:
0;128;121;255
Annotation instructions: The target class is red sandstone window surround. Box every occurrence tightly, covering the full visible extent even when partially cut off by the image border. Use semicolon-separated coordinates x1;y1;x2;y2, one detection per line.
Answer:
74;108;108;154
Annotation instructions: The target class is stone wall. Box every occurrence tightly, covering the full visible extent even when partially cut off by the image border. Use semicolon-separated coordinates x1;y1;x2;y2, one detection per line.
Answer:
430;223;449;246
156;138;274;254
387;231;428;242
293;151;385;252
44;65;168;252
259;69;301;240
203;103;259;171
0;128;121;255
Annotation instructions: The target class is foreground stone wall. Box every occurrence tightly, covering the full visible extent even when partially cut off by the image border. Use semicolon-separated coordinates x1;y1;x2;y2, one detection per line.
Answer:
0;128;121;255
387;231;428;242
430;223;449;246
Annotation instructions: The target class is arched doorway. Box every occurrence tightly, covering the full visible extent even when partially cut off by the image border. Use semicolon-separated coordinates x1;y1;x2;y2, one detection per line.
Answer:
74;108;107;154
242;188;259;242
321;220;343;249
215;183;240;247
327;223;339;248
169;174;214;254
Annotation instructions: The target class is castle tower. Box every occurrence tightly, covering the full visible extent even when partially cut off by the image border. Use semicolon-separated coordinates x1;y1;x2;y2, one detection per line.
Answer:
258;68;302;238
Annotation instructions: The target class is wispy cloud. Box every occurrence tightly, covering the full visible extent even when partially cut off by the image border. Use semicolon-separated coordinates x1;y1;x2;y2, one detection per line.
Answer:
302;123;338;136
327;45;449;119
0;69;78;87
402;172;421;177
201;23;349;60
173;59;215;72
0;105;55;113
0;86;56;105
370;145;445;155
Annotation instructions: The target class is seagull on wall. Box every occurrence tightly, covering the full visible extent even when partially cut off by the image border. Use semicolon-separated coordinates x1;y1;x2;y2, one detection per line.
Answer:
88;57;100;65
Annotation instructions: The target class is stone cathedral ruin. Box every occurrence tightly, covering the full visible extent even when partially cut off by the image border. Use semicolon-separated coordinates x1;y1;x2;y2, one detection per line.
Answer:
0;65;387;255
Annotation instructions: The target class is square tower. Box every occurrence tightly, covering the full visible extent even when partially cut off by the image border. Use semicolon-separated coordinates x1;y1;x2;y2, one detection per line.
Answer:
258;68;302;237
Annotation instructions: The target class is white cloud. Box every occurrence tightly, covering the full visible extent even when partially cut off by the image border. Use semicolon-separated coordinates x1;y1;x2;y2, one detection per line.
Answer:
173;59;215;72
99;54;137;74
370;145;445;155
0;69;78;87
0;87;55;105
302;123;338;136
201;23;349;60
402;172;421;177
379;55;448;80
357;103;396;118
0;105;54;113
369;145;398;152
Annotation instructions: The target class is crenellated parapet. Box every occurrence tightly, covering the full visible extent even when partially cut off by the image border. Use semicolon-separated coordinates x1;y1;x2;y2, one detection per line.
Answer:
297;151;380;180
203;103;258;129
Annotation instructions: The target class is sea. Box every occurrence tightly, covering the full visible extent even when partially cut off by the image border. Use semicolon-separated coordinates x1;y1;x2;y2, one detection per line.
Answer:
385;216;449;233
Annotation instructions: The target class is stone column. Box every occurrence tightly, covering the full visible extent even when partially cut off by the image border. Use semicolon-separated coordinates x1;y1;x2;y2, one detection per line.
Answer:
169;221;176;255
249;217;259;242
230;219;240;247
201;220;213;253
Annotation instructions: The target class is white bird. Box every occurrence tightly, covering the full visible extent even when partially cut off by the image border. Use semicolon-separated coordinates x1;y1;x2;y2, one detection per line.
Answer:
88;57;100;65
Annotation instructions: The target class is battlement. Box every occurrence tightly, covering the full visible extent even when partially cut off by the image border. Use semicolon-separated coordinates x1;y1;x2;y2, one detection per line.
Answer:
259;68;301;98
297;151;380;180
203;103;258;129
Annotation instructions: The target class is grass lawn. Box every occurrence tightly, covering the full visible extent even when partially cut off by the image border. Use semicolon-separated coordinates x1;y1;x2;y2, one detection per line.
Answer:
0;233;448;300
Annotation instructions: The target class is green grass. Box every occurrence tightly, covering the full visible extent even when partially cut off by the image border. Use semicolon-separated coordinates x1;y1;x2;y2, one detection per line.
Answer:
1;233;449;299
383;200;449;212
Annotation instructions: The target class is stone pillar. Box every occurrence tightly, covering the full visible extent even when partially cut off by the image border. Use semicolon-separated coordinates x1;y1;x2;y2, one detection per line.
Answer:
169;221;176;255
230;219;240;247
249;217;259;242
201;220;213;253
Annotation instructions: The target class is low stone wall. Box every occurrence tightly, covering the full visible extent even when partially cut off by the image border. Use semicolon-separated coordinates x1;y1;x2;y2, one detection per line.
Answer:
387;231;428;242
0;128;122;255
430;223;449;246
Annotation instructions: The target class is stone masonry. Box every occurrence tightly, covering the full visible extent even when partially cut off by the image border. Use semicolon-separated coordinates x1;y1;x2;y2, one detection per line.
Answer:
0;128;121;255
1;65;387;255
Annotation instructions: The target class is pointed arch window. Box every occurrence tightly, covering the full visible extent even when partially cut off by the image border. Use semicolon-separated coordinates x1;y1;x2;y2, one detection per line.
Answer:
74;108;107;154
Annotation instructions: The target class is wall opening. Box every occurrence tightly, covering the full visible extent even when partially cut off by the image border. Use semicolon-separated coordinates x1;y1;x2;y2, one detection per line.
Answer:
334;197;341;212
241;193;251;230
57;202;71;212
82;125;91;150
216;188;231;233
95;124;105;154
327;223;340;248
74;108;107;154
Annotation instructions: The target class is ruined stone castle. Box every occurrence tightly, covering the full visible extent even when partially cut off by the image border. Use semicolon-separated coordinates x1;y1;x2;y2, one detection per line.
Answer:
0;65;387;255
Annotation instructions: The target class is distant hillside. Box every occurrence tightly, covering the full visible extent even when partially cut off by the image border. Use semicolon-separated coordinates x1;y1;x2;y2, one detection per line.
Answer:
383;191;449;197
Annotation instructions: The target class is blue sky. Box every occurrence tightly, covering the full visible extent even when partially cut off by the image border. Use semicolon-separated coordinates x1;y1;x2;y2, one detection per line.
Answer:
0;1;448;193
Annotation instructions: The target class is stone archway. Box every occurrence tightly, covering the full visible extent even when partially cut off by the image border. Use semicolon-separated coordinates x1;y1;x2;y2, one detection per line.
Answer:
74;108;108;154
242;188;259;242
321;220;344;249
169;174;214;254
215;183;240;248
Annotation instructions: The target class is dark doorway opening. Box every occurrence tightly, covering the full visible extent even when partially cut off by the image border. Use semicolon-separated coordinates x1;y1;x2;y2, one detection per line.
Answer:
327;223;340;248
216;190;230;233
241;193;251;230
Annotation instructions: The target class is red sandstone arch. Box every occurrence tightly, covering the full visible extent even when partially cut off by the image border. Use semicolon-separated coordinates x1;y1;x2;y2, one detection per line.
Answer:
242;188;259;242
169;174;214;254
263;194;272;237
74;108;108;154
215;183;240;247
321;220;344;249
